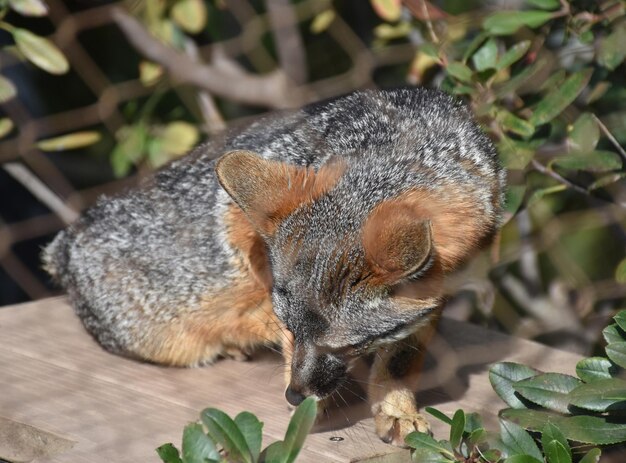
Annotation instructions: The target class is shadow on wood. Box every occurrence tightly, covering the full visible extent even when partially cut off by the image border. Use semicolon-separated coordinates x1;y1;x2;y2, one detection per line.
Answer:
0;297;583;462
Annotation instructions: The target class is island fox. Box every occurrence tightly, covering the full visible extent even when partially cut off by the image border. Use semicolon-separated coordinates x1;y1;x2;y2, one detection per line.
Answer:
42;87;505;446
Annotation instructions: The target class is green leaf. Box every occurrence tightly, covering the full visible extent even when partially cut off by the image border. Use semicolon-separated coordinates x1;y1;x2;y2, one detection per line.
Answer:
526;0;560;9
410;447;452;463
159;121;199;156
0;75;17;103
235;412;263;462
497;137;537;170
504;455;543;463
310;9;336;34
616;261;626;284
495;57;548;97
540;69;566;91
504;185;526;218
171;0;208;34
404;432;455;458
370;0;402;22
8;0;48;16
0;118;14;139
156;443;183;463
201;408;253;463
260;440;286;463
36;131;101;151
490;362;540;408
528;185;567;206
472;38;498;71
425;407;453;425
501;408;626;445
499;419;543;461
420;43;439;59
544;440;571;463
281;396;317;463
530;69;593;126
497;40;531;71
513;373;581;413
579;448;601;463
111;125;147;177
181;423;220;463
468;428;487;446
614;311;626;332
604;324;626;345
588;173;626;191
586;81;610;104
576;357;615;382
13;28;69;75
451;84;475;95
464;412;483;434
446;62;473;83
606;342;626;369
111;145;133;178
569;113;599;154
374;22;412;39
449;409;465;448
542;423;571;460
598;23;626;71
580;30;594;44
139;61;163;86
481;448;503;461
462;31;489;63
497;110;535;138
568;378;626;412
553;150;622;173
483;10;553;35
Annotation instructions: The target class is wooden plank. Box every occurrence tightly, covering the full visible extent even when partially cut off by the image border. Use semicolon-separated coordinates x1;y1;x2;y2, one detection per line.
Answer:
0;298;584;462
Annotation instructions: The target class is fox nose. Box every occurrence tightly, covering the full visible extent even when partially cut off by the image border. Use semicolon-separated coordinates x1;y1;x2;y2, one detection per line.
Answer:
285;385;307;406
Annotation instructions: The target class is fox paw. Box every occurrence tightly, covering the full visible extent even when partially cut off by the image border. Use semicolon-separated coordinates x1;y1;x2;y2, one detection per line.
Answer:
374;411;431;447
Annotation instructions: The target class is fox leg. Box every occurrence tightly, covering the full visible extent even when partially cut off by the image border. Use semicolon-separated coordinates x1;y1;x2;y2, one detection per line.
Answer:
367;308;441;447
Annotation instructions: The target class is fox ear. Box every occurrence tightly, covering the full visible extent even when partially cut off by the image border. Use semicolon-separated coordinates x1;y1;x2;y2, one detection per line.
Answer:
362;201;433;284
215;150;280;235
216;150;344;236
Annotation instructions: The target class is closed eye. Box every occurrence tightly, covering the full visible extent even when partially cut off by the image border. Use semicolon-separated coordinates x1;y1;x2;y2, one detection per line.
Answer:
349;323;410;353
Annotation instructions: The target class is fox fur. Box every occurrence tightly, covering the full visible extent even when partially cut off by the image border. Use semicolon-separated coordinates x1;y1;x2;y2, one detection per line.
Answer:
43;87;505;446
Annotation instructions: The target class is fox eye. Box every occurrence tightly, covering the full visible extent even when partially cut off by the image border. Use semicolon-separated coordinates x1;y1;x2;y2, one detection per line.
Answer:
273;285;290;300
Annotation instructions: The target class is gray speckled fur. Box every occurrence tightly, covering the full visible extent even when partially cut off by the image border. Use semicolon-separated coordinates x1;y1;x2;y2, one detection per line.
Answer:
42;87;505;361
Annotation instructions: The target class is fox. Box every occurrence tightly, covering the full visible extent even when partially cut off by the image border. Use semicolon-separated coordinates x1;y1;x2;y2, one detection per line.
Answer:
42;87;504;446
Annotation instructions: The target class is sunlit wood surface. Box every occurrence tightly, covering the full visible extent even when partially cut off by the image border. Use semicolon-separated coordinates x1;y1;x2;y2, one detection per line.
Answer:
0;297;584;462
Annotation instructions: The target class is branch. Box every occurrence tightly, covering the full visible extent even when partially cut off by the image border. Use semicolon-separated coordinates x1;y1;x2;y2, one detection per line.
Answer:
593;114;626;162
531;159;590;196
266;0;308;85
3;163;78;225
110;7;308;109
182;38;226;135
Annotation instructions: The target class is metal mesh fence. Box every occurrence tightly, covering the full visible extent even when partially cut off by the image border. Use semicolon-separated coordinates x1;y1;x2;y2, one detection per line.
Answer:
0;0;625;356
0;0;415;302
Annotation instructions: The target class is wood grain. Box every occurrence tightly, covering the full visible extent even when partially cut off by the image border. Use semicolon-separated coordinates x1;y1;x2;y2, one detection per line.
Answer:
0;298;584;462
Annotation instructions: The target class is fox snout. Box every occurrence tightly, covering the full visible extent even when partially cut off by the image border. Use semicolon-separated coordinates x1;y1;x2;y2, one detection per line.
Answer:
285;343;348;406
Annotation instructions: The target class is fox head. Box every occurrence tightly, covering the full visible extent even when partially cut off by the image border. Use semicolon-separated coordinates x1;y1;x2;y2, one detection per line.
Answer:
216;150;481;405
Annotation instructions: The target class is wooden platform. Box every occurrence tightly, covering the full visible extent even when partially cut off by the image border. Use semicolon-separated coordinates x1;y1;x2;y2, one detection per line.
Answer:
0;297;585;462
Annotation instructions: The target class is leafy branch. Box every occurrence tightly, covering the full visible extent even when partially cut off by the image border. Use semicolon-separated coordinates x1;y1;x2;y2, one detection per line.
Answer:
157;397;317;463
406;309;626;462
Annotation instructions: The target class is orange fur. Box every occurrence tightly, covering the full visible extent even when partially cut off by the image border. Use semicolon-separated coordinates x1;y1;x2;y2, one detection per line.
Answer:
362;185;493;275
138;278;277;366
216;151;346;235
362;201;432;284
224;204;272;289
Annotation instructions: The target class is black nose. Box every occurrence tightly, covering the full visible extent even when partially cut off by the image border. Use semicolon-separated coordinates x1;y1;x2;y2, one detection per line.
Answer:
285;385;306;406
